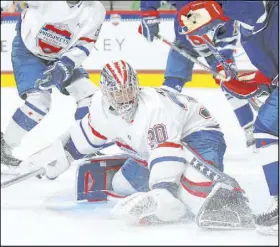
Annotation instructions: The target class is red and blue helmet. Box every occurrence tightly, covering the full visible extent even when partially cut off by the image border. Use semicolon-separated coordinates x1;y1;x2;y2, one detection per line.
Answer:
100;60;140;122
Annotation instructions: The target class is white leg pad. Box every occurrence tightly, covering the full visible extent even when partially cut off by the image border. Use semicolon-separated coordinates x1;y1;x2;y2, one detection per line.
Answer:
112;170;138;196
177;164;213;215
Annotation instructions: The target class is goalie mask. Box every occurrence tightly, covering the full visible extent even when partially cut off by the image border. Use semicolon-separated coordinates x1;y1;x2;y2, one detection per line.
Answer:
100;60;140;123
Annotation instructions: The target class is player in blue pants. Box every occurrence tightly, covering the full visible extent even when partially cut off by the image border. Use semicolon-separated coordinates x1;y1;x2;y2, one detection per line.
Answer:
1;1;105;172
176;0;278;235
139;0;256;147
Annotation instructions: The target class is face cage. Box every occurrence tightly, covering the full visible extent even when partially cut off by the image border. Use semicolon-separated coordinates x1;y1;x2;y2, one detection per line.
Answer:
101;82;139;122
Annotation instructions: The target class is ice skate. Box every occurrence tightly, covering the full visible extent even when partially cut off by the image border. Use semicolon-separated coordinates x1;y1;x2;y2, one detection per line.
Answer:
255;196;278;236
1;132;21;174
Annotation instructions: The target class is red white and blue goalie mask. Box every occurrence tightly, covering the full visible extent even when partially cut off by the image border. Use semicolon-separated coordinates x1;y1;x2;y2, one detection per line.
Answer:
177;1;230;36
100;60;140;123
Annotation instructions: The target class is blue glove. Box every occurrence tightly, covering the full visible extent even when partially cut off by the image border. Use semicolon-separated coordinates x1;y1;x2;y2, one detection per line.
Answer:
35;57;74;91
139;10;160;42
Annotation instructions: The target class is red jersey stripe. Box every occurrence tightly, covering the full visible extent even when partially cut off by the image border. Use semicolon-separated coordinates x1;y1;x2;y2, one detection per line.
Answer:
181;180;208;198
79;37;96;43
157;142;183;149
88;122;107;140
181;175;213;187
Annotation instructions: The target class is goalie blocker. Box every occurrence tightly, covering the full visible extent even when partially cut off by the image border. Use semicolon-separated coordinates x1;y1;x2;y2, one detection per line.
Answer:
75;154;129;202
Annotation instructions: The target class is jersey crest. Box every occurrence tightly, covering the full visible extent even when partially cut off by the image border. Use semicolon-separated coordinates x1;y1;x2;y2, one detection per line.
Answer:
36;23;73;54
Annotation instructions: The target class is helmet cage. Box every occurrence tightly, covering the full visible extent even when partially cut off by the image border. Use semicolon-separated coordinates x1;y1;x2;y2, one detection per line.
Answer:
100;62;139;122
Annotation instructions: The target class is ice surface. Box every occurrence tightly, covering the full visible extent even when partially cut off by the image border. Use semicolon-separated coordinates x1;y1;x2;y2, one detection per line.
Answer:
1;88;278;245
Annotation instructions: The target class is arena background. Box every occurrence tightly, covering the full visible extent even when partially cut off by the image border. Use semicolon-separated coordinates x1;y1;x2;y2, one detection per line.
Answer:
1;0;257;88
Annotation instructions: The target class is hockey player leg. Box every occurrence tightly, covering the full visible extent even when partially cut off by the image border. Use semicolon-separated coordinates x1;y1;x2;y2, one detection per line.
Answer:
222;90;255;147
111;146;188;224
62;68;98;121
56;70;98;152
1;91;51;172
253;87;278;235
112;158;150;195
2;27;52;173
179;130;254;229
161;39;194;93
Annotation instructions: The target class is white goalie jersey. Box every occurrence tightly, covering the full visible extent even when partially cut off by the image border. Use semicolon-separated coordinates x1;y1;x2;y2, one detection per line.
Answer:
18;1;105;67
69;88;221;169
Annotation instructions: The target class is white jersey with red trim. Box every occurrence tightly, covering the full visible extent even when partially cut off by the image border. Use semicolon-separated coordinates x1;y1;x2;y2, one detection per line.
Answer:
69;87;221;168
19;1;105;67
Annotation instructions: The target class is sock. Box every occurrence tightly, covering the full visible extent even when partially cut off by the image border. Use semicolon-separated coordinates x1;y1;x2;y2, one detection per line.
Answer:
224;92;254;128
4;101;48;148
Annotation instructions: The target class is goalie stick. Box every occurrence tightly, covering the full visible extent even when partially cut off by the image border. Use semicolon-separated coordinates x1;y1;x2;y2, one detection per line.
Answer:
1;167;46;189
1;140;116;189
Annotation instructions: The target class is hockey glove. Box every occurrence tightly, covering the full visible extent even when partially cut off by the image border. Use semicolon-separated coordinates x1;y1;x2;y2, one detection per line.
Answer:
138;10;160;42
214;59;237;85
221;71;272;99
35;57;74;91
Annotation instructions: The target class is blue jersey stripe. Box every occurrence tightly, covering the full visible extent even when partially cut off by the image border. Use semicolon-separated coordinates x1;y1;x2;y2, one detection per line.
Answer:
76;45;90;56
150;156;186;169
25;101;47;116
80;121;105;149
12;108;38;131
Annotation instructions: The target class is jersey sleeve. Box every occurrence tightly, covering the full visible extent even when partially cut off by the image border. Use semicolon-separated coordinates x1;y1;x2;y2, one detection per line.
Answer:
204;19;239;71
68;93;108;156
221;1;268;32
146;108;187;172
60;3;106;68
213;19;239;61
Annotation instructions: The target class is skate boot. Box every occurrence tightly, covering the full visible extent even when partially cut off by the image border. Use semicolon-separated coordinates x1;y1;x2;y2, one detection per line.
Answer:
255;196;278;236
1;132;21;174
244;124;256;148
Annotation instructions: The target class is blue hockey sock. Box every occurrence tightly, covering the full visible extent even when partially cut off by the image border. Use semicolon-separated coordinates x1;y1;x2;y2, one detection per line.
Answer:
4;101;48;148
262;161;278;196
162;77;186;93
224;92;254;127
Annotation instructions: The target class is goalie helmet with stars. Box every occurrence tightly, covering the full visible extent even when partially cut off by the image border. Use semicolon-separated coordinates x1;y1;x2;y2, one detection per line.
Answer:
100;60;140;123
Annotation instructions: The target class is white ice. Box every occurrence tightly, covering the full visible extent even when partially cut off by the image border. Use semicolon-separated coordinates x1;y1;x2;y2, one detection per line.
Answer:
1;87;278;245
